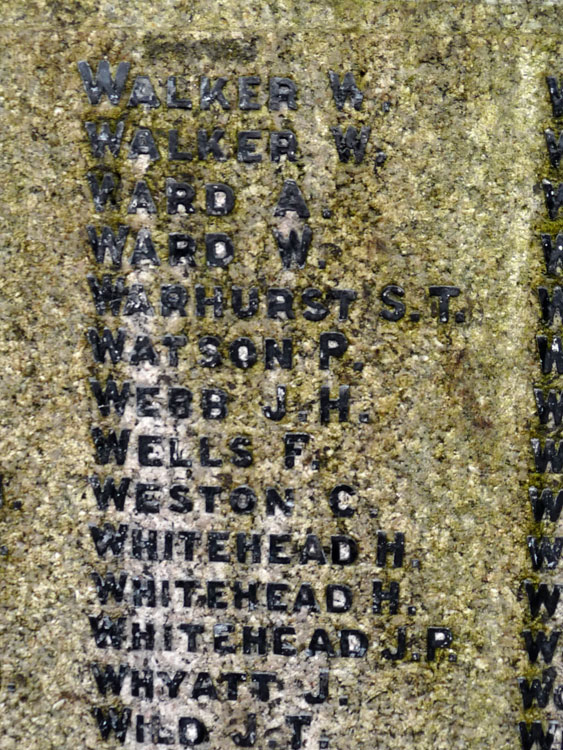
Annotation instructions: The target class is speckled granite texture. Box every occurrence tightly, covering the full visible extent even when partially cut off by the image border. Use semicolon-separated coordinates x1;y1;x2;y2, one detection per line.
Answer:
1;2;562;748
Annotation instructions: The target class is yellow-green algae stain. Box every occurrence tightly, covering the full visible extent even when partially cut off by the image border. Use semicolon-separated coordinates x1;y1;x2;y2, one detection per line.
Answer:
2;2;563;749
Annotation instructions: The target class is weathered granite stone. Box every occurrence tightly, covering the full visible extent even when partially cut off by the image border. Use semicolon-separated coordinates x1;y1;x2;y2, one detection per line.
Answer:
2;2;563;749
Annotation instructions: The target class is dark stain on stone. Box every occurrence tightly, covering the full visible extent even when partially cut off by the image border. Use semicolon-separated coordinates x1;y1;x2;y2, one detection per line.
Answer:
143;35;258;63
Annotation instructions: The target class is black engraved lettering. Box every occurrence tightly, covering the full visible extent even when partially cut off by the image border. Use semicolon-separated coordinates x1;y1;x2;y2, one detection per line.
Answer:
179;718;208;745
206;233;234;267
380;285;406;321
127;180;157;214
372;580;400;614
87;171;118;212
89;613;126;648
135;484;161;514
377;531;405;567
270;130;297;162
77;60;130;105
525;581;561;618
518;668;556;709
328;70;364;110
178;623;204;651
166;178;195;215
340;629;368;657
331;535;358;565
85;121;125;158
169;234;196;267
329;484;356;517
201;388;228;419
264;338;292;369
231;712;256;747
162;334;187;366
534;388;563;426
518;721;559;750
320;385;350;423
158;670;187;698
131;622;155;650
92;427;131;465
130;335;159;365
243;626;267;655
300;535;326;565
528;536;563;569
263;386;287;421
538;287;563;325
529;486;563;522
382;627;407;661
90;377;130;416
87;224;129;267
161;285;188;317
89;523;128;557
304;670;329;704
200;76;230;110
319;331;349;369
328;289;357;320
230;437;253;467
196;285;224;317
206;183;235;216
230;486;257;514
130;230;160;266
239;76;261;110
166;76;192;109
325;583;354;613
88;327;125;363
542;233;563;275
537;335;563;374
238;130;262;163
426;627;453;661
266;487;293;516
232;286;259;318
545;129;563;168
128;127;160;161
199;335;222;367
123;284;154;316
286;716;312;750
88;475;130;511
331;125;371;163
87;274;126;315
236;534;261;564
273;226;312;269
91;663;128;696
543;179;563;220
92;571;127;604
197;128;226;161
127;76;160;108
234;580;258;607
168;129;192;160
274;179;309;218
429;285;460;323
302;288;329;321
214;623;236;653
284;433;310;468
131;669;154;698
531;439;563;472
547;75;563;117
92;707;131;742
269;77;298;110
522;630;561;664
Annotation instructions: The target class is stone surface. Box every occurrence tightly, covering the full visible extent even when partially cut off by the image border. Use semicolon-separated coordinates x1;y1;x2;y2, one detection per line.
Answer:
1;2;562;749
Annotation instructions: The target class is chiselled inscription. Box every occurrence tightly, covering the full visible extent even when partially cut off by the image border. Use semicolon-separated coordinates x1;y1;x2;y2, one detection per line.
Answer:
516;76;563;750
79;59;461;749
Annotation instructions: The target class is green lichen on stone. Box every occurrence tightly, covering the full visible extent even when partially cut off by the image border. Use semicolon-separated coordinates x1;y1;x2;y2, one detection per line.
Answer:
2;2;563;749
